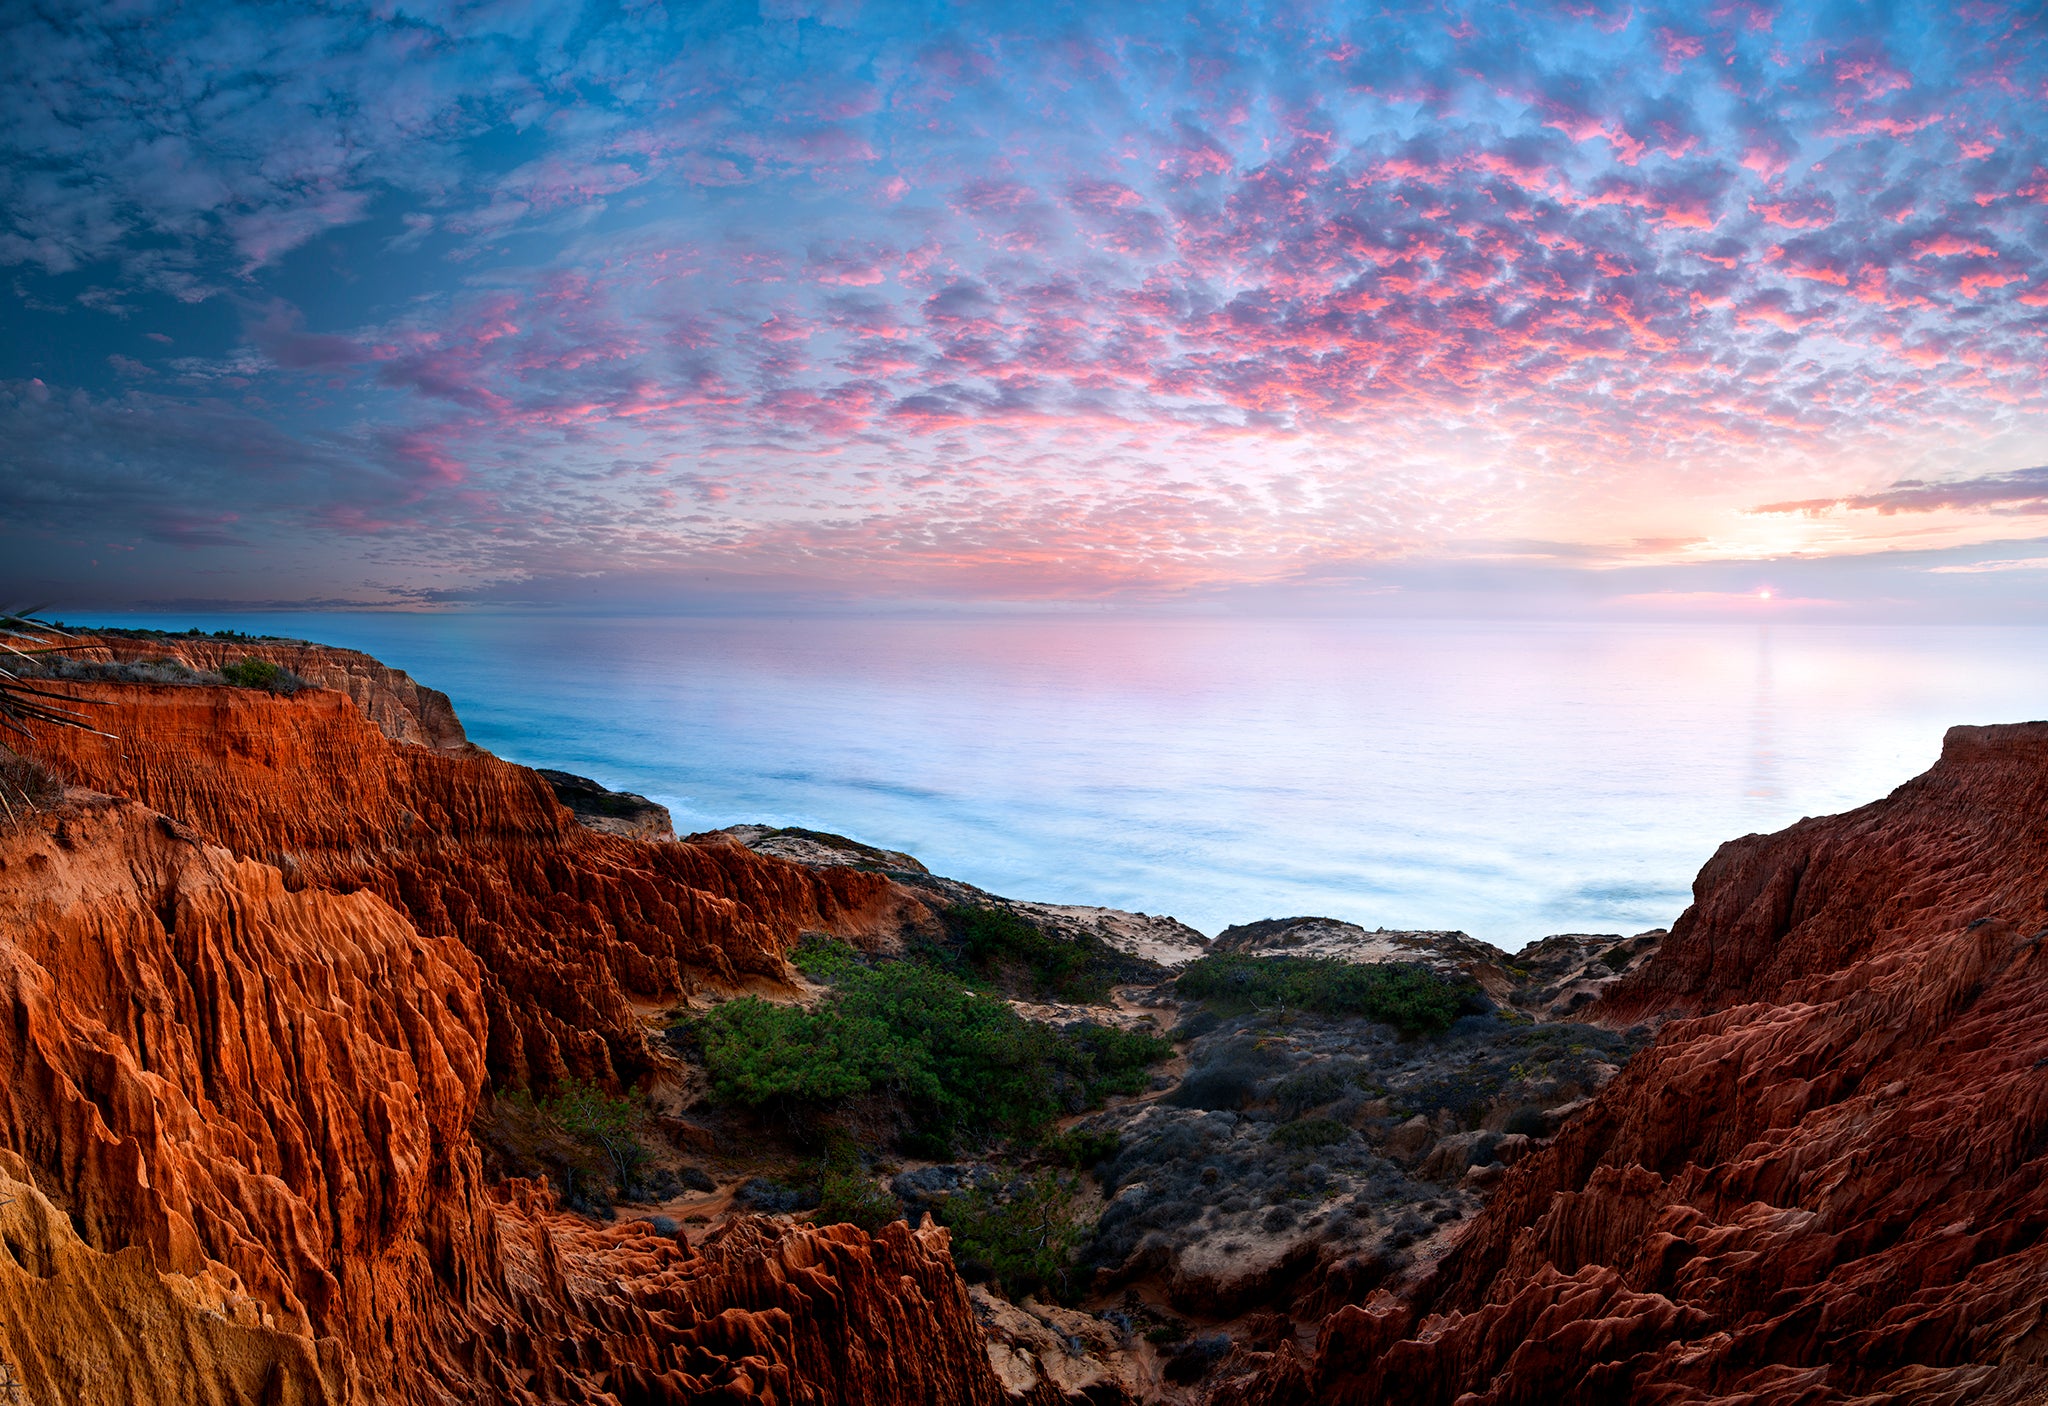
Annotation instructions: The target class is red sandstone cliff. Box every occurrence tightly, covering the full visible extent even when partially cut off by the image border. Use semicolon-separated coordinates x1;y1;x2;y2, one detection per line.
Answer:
14;639;2048;1406
91;632;473;751
1244;721;2048;1405
0;678;1001;1403
25;673;925;1090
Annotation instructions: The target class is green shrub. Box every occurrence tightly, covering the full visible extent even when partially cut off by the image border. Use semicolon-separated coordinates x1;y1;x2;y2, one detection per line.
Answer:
1043;1127;1120;1170
1600;944;1633;971
1273;1063;1352;1118
812;1142;901;1233
1270;1117;1352;1150
219;658;305;694
946;904;1115;1002
791;932;864;981
544;1082;651;1196
1174;954;1467;1036
685;961;1171;1152
940;1171;1086;1301
1068;1023;1173;1099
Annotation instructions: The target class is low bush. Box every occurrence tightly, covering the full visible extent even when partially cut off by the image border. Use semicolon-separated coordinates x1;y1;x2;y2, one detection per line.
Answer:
1273;1063;1354;1119
684;960;1171;1153
1270;1117;1352;1150
945;904;1118;1002
1170;1060;1264;1111
220;658;307;694
736;1177;818;1213
1174;954;1468;1036
1168;1035;1288;1112
940;1171;1086;1301
791;932;864;981
1043;1127;1120;1171
0;751;63;825
28;656;216;687
812;1141;901;1233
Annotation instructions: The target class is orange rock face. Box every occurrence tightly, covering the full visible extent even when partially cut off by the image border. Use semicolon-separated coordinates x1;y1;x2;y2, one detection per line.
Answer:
92;632;474;751
1247;722;2048;1405
29;675;919;1089
0;658;998;1404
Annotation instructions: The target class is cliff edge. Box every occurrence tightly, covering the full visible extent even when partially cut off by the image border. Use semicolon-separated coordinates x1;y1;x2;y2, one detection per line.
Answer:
0;646;1004;1405
1241;720;2048;1405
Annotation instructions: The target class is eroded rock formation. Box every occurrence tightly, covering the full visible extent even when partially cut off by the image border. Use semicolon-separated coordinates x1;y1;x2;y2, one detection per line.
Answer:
1242;721;2048;1405
0;643;1011;1403
26;675;921;1090
90;632;472;752
11;634;2048;1406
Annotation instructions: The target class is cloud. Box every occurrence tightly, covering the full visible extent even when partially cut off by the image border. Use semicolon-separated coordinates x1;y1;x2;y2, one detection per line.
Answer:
2;0;2046;608
1927;555;2048;573
1754;466;2048;517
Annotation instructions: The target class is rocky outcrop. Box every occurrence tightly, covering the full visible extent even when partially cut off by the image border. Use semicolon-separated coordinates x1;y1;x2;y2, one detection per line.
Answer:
1210;919;1664;1016
88;632;471;752
1241;722;2048;1405
973;1286;1141;1404
0;787;1006;1405
24;679;920;1090
537;768;675;841
1212;919;1501;970
704;823;1211;967
703;823;932;875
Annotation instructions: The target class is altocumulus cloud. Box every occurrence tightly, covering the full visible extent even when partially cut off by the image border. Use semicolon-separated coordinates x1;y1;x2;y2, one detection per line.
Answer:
0;0;2046;608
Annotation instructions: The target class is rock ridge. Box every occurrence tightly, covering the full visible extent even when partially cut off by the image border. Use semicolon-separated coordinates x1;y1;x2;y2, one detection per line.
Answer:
1237;718;2048;1404
0;779;1005;1404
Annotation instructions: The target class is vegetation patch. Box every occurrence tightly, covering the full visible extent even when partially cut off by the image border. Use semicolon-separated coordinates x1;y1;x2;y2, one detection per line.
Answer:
1270;1117;1352;1150
0;751;63;826
791;932;864;982
680;959;1171;1155
219;658;307;694
1174;953;1470;1036
1042;1127;1121;1172
810;1140;901;1233
1273;1062;1357;1118
476;1082;672;1219
939;1171;1088;1301
544;1081;652;1199
940;903;1125;1002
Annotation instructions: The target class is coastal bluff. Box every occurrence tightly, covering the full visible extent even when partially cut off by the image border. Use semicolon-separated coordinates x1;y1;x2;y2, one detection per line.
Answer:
0;638;1005;1405
1238;720;2048;1405
1;634;2044;1405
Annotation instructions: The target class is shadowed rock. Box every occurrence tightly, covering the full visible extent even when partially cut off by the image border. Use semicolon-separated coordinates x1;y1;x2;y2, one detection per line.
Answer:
537;768;675;841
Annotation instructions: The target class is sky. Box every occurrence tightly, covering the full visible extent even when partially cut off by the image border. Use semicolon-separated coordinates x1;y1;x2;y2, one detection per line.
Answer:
2;0;2047;616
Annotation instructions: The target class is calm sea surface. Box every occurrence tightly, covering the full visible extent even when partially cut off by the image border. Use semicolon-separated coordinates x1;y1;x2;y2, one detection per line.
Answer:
68;613;2048;949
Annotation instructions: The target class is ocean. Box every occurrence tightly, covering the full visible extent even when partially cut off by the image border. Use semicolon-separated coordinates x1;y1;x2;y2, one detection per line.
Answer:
65;612;2048;950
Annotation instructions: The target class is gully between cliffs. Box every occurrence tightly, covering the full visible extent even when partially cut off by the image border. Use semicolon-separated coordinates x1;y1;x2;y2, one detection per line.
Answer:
0;640;2044;1405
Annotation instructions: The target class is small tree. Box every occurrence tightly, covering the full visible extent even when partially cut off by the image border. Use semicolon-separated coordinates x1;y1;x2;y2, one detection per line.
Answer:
545;1083;649;1197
